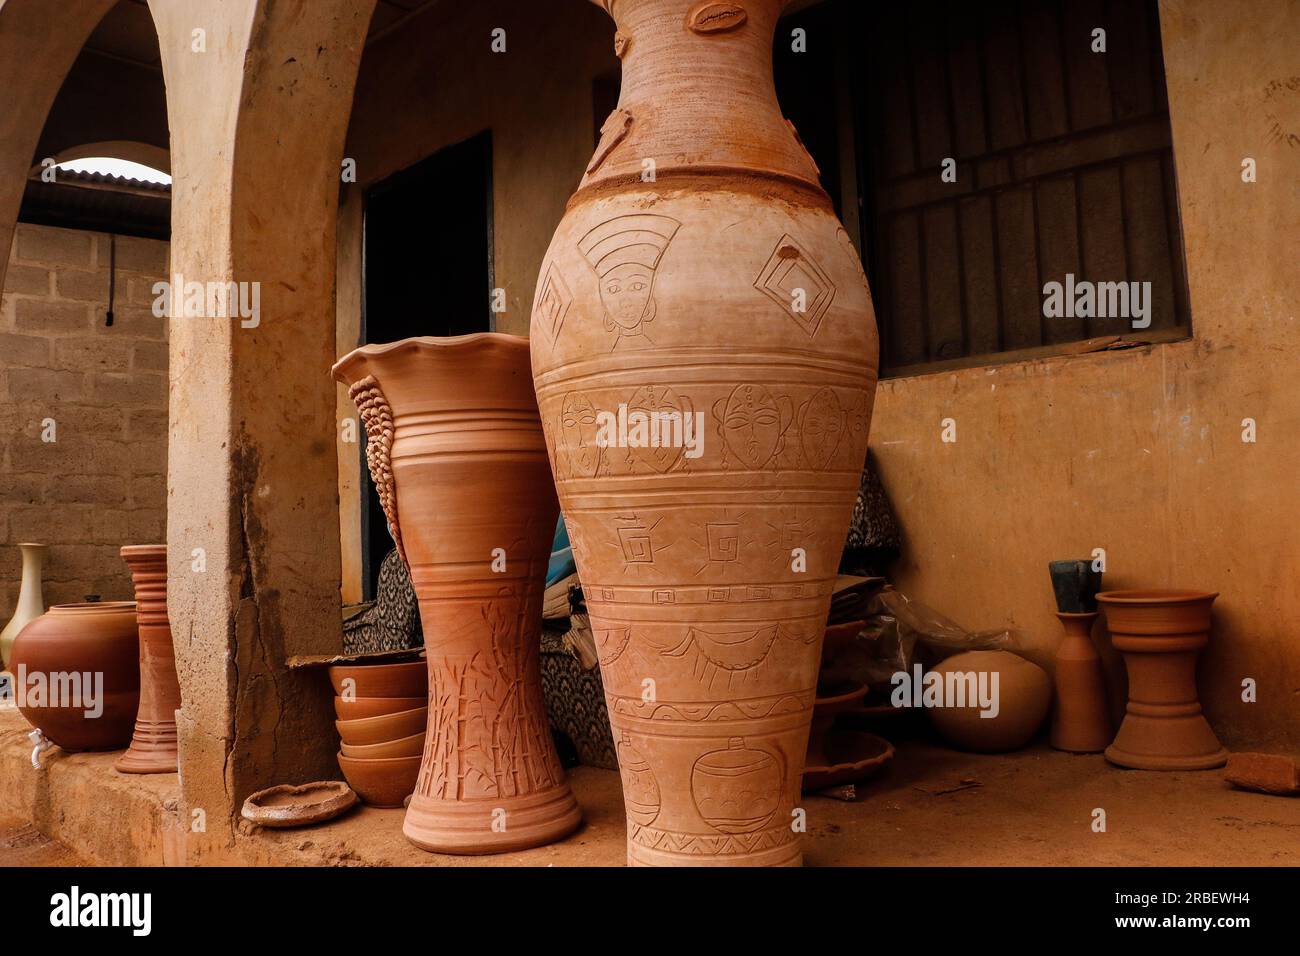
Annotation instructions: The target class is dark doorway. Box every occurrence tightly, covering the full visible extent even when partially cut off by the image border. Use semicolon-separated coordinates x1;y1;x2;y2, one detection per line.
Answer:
359;131;494;599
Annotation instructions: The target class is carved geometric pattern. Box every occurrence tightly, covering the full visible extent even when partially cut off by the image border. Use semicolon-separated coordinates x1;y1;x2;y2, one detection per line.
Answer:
533;262;573;344
753;233;836;337
628;821;798;855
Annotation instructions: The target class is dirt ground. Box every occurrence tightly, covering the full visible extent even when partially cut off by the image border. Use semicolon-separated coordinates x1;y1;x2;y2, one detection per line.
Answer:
0;815;87;866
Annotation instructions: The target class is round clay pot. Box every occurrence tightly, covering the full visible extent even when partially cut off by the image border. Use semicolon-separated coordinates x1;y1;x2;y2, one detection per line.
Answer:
926;650;1050;753
336;706;428;747
328;659;427;698
1096;589;1227;770
339;731;425;760
1050;611;1111;754
530;0;877;867
115;545;182;774
333;695;425;720
336;753;422;809
9;602;140;752
333;334;581;854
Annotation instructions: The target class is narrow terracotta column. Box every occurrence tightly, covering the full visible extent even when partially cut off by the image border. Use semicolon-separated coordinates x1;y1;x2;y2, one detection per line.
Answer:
116;545;182;774
1050;611;1111;753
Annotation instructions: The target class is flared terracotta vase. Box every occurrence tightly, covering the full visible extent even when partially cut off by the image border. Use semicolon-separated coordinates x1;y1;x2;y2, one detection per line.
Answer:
530;0;878;866
1096;589;1227;770
1;542;46;671
334;334;582;854
116;545;182;774
1050;612;1111;753
10;602;139;751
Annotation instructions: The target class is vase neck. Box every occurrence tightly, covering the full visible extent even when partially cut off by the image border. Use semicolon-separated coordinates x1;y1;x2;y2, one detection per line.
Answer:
579;0;822;196
17;545;45;605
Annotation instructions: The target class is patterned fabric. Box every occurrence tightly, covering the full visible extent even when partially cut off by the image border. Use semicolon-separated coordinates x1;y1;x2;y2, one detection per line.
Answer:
840;451;901;575
342;550;423;655
540;617;617;770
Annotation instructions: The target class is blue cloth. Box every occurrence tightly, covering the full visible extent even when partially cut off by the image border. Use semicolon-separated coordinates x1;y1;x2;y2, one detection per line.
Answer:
546;515;576;586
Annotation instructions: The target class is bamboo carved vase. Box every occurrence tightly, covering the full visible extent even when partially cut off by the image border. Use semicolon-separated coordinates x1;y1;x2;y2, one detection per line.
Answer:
116;545;182;774
530;0;878;865
1097;589;1227;770
334;334;582;854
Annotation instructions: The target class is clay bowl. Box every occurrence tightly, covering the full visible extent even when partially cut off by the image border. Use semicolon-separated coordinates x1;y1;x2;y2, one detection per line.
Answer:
240;781;357;828
339;731;425;760
335;706;428;747
337;753;421;808
329;659;427;698
333;695;425;721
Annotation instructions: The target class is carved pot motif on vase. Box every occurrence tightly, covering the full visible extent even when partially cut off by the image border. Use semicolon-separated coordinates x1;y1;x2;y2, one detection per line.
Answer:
531;0;878;866
334;334;582;854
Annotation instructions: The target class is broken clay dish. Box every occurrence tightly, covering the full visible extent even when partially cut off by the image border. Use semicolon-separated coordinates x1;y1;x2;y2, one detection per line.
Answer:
336;753;421;809
335;706;428;747
333;695;425;721
334;334;581;854
1223;752;1300;796
531;0;877;867
241;781;358;828
1097;589;1227;770
116;546;183;774
9;602;139;752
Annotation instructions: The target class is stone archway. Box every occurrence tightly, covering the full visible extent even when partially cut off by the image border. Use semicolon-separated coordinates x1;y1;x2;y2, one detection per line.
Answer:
0;0;120;293
146;0;377;860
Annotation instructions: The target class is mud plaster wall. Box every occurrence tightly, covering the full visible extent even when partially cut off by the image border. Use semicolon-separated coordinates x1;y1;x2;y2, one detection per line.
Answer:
873;0;1300;751
0;223;168;615
335;0;616;602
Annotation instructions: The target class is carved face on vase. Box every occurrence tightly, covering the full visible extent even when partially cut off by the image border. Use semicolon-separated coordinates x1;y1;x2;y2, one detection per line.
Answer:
559;392;602;478
714;384;791;470
578;214;680;350
800;387;845;470
600;263;656;335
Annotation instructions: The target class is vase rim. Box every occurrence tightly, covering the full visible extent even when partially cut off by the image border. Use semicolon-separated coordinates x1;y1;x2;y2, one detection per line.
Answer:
48;601;137;614
16;542;47;550
1096;589;1218;605
332;332;529;384
120;544;167;558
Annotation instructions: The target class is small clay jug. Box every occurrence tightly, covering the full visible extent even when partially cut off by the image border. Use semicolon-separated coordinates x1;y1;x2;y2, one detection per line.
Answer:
116;545;182;774
1;543;47;670
1096;589;1227;770
9;601;139;751
1050;612;1111;753
334;334;581;853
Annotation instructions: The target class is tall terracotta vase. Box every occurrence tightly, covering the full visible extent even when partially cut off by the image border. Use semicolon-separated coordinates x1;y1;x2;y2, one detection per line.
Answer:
530;0;878;866
1097;589;1227;770
1050;612;1111;753
116;545;182;774
333;334;582;854
1;542;47;671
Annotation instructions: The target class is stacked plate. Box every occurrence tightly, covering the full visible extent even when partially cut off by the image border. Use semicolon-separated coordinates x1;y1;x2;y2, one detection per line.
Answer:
330;660;427;807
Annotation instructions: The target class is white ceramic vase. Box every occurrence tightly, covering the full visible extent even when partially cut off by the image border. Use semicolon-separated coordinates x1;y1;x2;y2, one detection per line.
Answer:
1;543;47;670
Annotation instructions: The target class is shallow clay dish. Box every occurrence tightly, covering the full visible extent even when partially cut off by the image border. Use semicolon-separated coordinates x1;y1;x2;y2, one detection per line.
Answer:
336;706;427;747
802;729;895;791
333;695;425;720
337;753;421;808
340;731;425;760
329;659;427;698
240;781;357;828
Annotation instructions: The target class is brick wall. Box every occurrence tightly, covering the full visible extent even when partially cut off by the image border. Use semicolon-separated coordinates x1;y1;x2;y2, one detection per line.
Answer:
0;222;168;618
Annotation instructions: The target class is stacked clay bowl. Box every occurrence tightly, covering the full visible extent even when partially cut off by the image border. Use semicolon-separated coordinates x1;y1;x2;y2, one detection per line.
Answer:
330;660;427;807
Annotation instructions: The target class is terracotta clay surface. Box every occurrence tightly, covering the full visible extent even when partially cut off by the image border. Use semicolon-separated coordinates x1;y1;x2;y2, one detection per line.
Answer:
531;0;876;867
1223;753;1300;796
328;659;427;698
1097;590;1228;771
115;546;182;774
334;696;425;721
340;731;425;760
10;602;139;752
336;753;422;809
335;706;428;747
241;781;358;828
927;650;1050;753
1050;612;1111;754
334;334;581;853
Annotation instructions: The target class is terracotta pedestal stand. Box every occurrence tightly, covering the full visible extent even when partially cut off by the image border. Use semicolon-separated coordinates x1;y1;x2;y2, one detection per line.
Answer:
334;335;581;854
116;545;181;774
1097;589;1227;770
1050;612;1111;753
531;0;878;865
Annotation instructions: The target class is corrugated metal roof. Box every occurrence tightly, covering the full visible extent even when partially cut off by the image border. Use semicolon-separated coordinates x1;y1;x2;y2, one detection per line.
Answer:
20;168;170;240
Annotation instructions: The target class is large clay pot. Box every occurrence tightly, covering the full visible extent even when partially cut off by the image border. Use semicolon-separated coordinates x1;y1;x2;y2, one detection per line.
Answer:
1096;589;1227;770
530;0;877;866
9;601;139;751
333;334;581;853
926;650;1051;753
1050;611;1111;753
116;546;182;774
1;542;47;670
